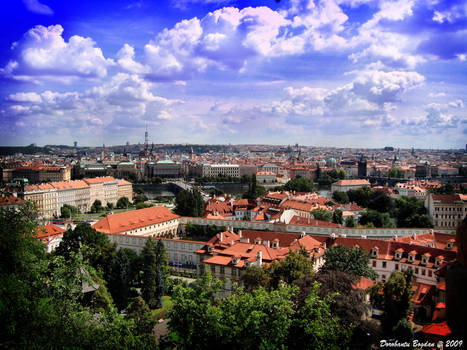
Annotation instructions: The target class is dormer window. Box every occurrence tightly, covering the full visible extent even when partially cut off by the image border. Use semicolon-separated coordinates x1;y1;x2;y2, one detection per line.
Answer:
231;256;240;265
421;253;430;266
272;239;279;249
435;256;443;268
372;247;379;258
207;246;213;253
395;249;403;261
255;237;261;245
408;251;416;263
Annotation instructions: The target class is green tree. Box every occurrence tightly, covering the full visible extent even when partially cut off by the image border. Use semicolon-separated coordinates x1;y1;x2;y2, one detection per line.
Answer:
243;174;266;199
317;173;333;186
60;204;78;218
240;265;271;292
393;196;433;228
109;248;135;311
133;194;148;204
167;271;224;349
55;222;117;281
332;209;343;224
359;209;393;227
392;319;414;343
106;202;114;210
388;167;404;178
311;208;332;222
370;270;414;335
332;191;349;204
284;177;316;192
116;196;131;209
321;245;378;280
289;281;352;350
141;239;169;309
345;215;355;227
174;189;205;217
367;189;393;213
91;199;104;213
126;296;156;336
347;186;373;207
266;249;314;288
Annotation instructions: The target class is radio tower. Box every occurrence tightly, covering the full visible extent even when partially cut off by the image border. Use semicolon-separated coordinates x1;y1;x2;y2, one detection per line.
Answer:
144;123;149;151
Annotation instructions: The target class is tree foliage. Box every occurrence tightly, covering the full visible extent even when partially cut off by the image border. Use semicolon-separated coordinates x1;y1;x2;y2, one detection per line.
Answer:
175;189;205;217
321;245;378;280
266;249;315;289
116;196;131;209
332;191;350;204
369;270;414;335
311;208;332;222
388;167;404;179
284;177;316;192
55;222;117;281
141;238;169;309
393;196;433;228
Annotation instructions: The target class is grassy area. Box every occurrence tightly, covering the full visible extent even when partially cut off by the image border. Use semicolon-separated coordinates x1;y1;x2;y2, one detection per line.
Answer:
152;296;173;320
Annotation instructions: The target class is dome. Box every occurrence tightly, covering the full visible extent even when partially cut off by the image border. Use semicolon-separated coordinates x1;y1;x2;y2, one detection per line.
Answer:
327;158;336;164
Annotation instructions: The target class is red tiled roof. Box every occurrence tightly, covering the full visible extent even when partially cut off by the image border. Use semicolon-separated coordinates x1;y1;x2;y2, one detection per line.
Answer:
37;224;65;239
289;215;339;228
431;194;461;204
84;176;117;184
352;277;374;290
92;206;179;234
0;195;26;206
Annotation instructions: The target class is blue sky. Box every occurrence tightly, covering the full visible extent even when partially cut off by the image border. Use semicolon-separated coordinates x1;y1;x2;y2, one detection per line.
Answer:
1;0;466;148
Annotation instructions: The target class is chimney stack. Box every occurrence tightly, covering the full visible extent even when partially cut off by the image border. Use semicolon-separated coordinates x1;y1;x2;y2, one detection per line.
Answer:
257;250;262;267
219;232;223;242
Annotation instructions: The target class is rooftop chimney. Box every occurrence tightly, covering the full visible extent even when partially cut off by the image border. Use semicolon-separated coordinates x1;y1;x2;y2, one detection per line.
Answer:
239;230;243;238
219;232;223;243
257;250;262;267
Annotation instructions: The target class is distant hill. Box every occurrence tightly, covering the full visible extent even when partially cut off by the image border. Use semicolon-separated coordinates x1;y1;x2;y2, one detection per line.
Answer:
0;145;53;155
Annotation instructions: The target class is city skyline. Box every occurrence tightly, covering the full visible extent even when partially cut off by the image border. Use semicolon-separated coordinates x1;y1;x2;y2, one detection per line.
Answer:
1;0;466;148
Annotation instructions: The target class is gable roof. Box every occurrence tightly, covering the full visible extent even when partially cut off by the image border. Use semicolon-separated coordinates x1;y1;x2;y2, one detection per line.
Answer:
92;206;179;234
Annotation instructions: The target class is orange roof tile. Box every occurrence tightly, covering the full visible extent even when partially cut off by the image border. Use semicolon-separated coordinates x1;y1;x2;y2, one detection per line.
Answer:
92;206;179;234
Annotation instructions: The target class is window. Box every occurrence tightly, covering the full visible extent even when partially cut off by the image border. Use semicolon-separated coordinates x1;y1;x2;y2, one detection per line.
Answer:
231;268;236;276
415;268;419;274
220;266;225;275
428;270;432;277
422;269;426;276
382;261;387;268
372;260;377;267
395;264;399;270
211;265;215;273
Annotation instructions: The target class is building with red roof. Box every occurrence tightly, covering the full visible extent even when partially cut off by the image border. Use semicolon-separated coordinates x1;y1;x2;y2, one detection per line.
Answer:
425;193;467;229
37;224;65;252
93;206;180;238
0;194;25;210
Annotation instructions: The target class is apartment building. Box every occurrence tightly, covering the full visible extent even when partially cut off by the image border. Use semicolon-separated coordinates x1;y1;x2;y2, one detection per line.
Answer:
21;176;132;218
23;183;57;218
13;165;71;184
425;193;467;229
194;163;240;178
117;179;133;202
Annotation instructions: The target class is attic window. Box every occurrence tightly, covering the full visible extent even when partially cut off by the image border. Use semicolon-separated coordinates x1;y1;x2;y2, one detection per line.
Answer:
395;251;402;260
446;240;454;250
408;254;414;263
421;256;428;265
372;248;378;257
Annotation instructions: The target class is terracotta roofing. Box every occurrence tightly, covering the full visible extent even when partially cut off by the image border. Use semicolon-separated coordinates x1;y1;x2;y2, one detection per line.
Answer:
24;183;55;192
37;224;65;239
84;176;117;184
289;215;339;228
281;199;314;212
117;179;132;185
0;195;26;206
92;206;179;234
51;180;89;190
431;194;462;204
352;277;374;290
332;179;370;186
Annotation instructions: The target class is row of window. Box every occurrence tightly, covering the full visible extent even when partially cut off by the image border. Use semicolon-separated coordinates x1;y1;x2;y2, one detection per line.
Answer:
210;265;240;276
435;207;463;212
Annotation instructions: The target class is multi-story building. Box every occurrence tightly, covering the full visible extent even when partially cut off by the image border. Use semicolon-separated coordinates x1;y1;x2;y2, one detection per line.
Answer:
92;206;180;238
37;224;65;253
196;229;325;293
395;182;428;201
260;163;280;174
23;183;57;218
331;179;371;193
21;176;132;217
256;171;276;184
0;194;26;210
193;163;240;178
117;161;139;179
13;165;71;184
84;176;118;206
145;160;182;178
117;179;133;202
53;181;78;216
425;193;467;229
